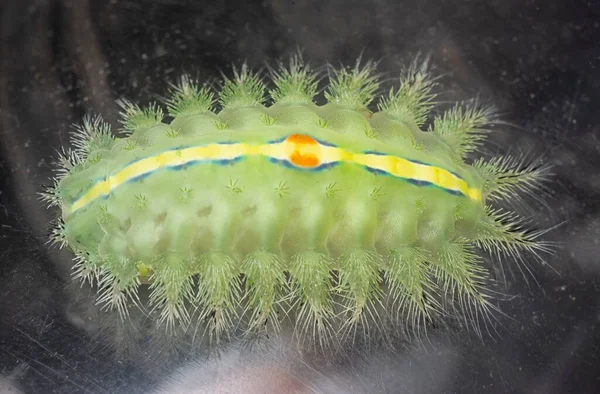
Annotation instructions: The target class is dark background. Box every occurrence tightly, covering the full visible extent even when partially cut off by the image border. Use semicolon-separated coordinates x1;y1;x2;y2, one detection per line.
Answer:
1;0;600;393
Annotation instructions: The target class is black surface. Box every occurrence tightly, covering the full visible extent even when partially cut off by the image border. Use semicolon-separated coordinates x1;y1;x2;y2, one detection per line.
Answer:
1;0;600;393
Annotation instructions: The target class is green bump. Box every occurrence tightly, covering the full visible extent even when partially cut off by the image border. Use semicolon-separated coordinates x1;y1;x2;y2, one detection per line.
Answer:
226;179;242;194
316;118;328;128
274;181;290;198
164;126;180;138
123;140;137;151
325;182;340;199
260;113;277;125
133;194;147;210
322;106;372;137
179;187;192;203
136;261;152;277
370;186;384;200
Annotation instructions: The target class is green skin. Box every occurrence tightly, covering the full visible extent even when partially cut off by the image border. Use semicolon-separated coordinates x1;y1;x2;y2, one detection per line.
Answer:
60;103;485;269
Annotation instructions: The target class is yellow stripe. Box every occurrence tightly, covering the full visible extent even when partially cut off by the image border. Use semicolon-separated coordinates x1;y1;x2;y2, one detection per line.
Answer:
67;138;482;216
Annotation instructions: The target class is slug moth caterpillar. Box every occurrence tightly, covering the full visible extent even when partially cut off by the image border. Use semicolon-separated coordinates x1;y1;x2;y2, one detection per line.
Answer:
41;54;550;347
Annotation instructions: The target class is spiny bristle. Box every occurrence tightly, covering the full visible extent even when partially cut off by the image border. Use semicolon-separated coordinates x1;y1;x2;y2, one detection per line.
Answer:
48;218;68;249
385;247;438;329
96;266;141;319
325;58;379;110
166;74;215;117
288;251;335;345
241;251;286;332
117;99;164;134
219;64;265;109
337;250;386;346
148;256;195;330
430;239;493;334
195;252;241;338
70;114;115;158
293;300;337;350
72;252;102;286
473;155;551;202
54;147;84;180
378;56;437;127
474;207;548;260
149;280;193;331
289;251;334;317
431;103;496;160
432;239;487;299
269;53;319;105
38;179;61;208
337;249;382;321
98;257;142;316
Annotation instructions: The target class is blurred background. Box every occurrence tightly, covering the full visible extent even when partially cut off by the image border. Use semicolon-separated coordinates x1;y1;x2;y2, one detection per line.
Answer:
1;0;600;393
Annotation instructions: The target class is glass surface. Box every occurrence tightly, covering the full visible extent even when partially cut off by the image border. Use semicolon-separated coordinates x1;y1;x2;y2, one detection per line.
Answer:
1;1;599;393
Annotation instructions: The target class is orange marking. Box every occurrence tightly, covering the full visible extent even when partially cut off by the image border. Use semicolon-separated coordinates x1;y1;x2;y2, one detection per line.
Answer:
286;134;318;145
287;134;321;168
290;151;320;167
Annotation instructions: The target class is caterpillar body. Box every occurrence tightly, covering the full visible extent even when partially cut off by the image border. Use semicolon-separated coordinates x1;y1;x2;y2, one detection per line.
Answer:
42;55;549;347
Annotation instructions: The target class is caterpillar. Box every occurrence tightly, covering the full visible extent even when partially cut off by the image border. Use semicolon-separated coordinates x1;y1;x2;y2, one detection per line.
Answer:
41;54;550;348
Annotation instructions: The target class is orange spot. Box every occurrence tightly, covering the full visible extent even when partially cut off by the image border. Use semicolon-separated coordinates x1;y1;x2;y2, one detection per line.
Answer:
286;134;321;168
290;151;320;167
286;134;318;145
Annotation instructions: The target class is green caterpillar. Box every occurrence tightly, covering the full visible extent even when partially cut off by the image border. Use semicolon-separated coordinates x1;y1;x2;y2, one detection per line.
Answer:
41;54;550;347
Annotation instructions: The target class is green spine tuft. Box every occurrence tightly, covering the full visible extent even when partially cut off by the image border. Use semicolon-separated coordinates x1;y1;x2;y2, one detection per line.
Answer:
431;103;495;160
148;255;194;330
219;64;265;109
325;58;379;110
166;74;215;117
473;155;550;202
72;252;102;286
96;256;141;319
241;251;286;332
431;239;493;334
475;207;551;260
38;178;61;208
70;114;115;158
195;252;240;339
385;247;437;329
54;147;84;180
289;251;335;346
49;218;68;249
338;249;382;320
378;56;437;126
117;99;164;134
269;53;319;105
